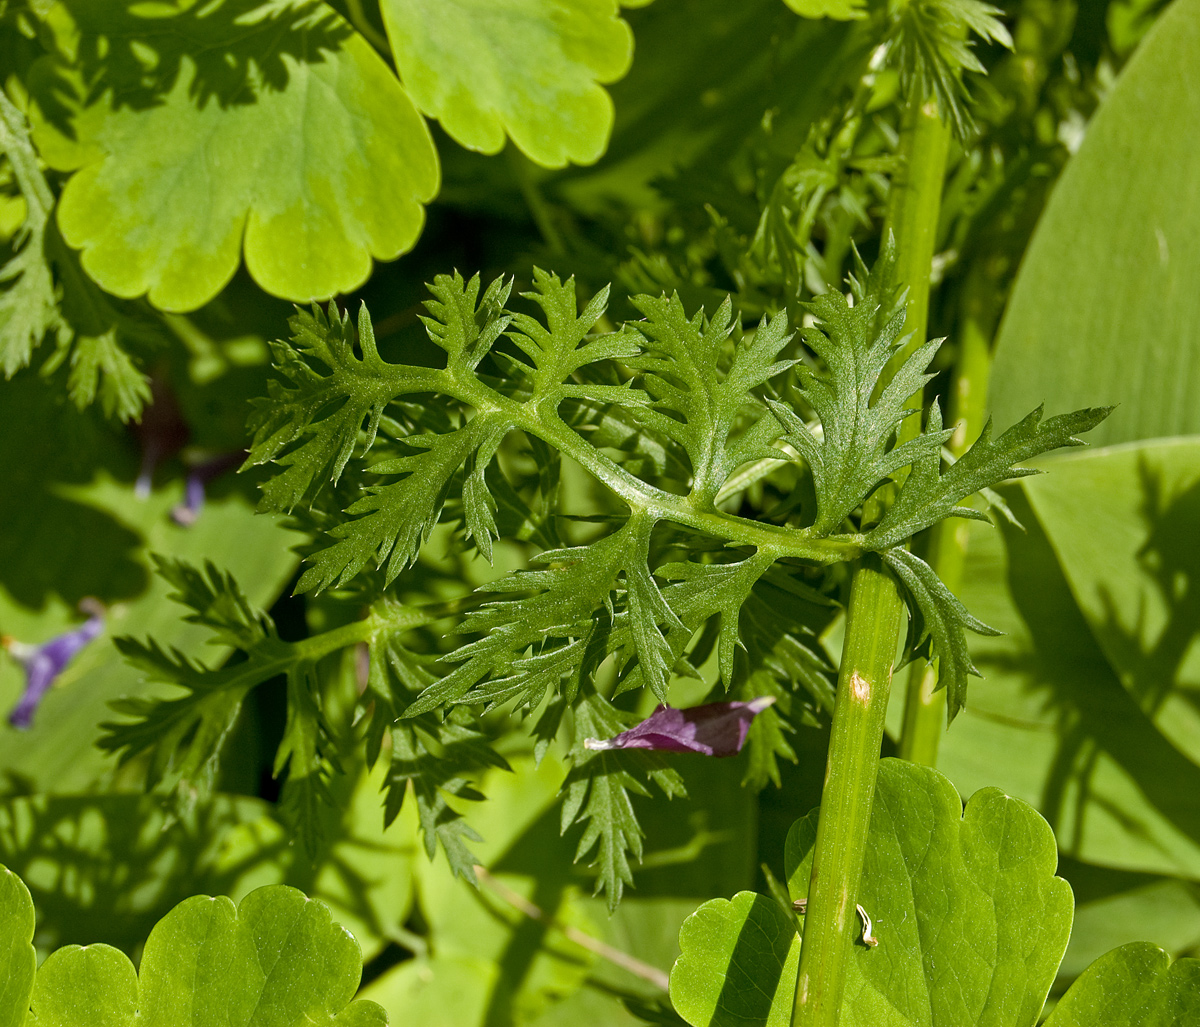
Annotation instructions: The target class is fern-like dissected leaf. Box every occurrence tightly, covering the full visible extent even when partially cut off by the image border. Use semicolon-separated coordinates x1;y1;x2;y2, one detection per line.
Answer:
881;546;1000;722
247;301;440;512
0;90;61;376
298;414;511;592
384;711;510;884
865;400;1114;550
622;295;795;504
769;245;949;535
0;90;149;421
100;561;290;794
561;691;685;911
887;0;1013;139
406;513;677;713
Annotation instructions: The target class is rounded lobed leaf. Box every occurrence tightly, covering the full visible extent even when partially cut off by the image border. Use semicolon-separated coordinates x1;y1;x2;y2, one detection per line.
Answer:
669;760;1073;1027
784;759;1073;1027
27;945;137;1027
670;891;800;1027
380;0;634;168
28;0;439;311
1043;943;1200;1026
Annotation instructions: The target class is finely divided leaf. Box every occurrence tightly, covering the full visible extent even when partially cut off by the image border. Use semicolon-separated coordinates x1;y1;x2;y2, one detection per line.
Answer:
624;295;794;504
384;712;510;884
298;415;511;592
865;402;1113;550
248;302;438;512
887;0;1013;139
561;691;684;911
770;245;949;535
881;545;999;721
0;89;62;377
100;560;296;804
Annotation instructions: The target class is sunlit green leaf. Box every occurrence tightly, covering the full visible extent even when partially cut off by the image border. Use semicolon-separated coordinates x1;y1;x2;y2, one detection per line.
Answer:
28;0;439;311
1045;943;1200;1027
380;0;634;167
670;759;1072;1027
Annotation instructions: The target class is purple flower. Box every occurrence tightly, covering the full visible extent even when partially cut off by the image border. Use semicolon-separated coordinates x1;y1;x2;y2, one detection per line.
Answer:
583;696;776;758
4;600;105;730
170;451;243;527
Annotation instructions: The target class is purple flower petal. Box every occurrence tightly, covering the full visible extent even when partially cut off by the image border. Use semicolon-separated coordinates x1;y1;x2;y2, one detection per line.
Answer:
583;696;776;758
5;605;104;730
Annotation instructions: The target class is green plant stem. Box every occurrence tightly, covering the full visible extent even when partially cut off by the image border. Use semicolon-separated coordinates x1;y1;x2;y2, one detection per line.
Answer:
790;559;905;1027
882;97;952;447
896;261;994;765
791;91;951;1027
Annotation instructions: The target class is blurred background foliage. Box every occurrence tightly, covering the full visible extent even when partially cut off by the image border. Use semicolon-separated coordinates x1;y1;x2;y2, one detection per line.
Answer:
2;0;1199;1022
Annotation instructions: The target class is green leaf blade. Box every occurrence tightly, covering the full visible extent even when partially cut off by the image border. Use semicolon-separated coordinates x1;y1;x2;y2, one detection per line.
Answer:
380;0;634;167
30;0;439;310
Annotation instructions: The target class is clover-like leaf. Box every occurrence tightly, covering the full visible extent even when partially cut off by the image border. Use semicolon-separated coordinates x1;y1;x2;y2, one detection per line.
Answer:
1;865;386;1027
670;759;1073;1027
1043;943;1200;1027
380;0;634;167
28;0;439;311
670;891;800;1027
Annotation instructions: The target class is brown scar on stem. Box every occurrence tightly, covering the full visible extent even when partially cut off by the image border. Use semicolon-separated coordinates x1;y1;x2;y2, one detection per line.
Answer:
850;671;871;703
792;898;879;948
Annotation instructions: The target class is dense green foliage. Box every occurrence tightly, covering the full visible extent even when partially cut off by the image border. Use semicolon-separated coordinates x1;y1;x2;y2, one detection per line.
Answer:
3;0;1200;1025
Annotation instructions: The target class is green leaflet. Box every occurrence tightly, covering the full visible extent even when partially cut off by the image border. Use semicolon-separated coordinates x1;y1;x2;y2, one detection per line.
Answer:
624;295;795;507
27;0;439;311
1043;944;1200;1027
561;690;686;911
380;0;634;168
670;758;1073;1027
0;865;386;1027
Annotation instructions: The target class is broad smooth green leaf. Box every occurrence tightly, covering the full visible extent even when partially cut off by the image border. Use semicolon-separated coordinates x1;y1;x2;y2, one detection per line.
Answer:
989;0;1200;445
27;0;438;311
670;891;799;1027
0;868;386;1027
380;0;634;168
670;759;1072;1027
937;511;1200;879
27;944;137;1027
0;866;35;1027
1044;943;1200;1026
1021;439;1200;770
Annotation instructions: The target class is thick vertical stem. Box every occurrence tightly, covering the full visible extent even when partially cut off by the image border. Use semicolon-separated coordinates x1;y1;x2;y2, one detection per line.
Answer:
897;262;994;765
791;560;905;1027
790;90;952;1027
